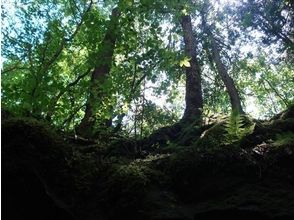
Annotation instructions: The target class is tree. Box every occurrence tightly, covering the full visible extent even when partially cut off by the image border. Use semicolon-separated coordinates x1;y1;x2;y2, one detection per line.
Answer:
180;12;203;122
200;4;244;114
76;6;120;137
238;0;294;53
2;0;293;137
2;0;95;122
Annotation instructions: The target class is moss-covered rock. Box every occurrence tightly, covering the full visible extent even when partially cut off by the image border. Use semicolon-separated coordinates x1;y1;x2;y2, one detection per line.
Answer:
2;117;76;219
2;105;294;220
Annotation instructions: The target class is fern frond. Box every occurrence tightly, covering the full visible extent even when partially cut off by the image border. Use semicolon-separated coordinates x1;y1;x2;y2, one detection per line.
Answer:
223;113;255;145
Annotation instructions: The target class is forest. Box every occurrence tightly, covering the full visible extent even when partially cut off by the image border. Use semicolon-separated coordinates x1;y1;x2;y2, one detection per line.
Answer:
1;0;294;219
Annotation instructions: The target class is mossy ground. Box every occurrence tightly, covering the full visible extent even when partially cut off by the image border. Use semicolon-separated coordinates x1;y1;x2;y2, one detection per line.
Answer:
2;106;294;220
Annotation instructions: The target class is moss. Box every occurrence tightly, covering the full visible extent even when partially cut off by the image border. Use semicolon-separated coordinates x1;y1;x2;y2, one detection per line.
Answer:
2;118;72;184
2;117;64;147
90;162;149;219
175;120;202;145
280;104;294;120
112;163;150;188
273;132;294;147
67;147;108;193
196;121;226;149
1;107;15;120
2;117;78;218
197;180;294;218
3;110;294;220
269;118;294;132
2;117;68;172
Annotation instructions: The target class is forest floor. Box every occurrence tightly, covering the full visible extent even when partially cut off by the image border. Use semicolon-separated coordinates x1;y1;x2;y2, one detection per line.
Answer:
2;106;294;220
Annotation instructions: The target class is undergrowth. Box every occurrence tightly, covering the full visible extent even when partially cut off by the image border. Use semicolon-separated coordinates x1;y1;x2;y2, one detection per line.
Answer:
223;113;255;145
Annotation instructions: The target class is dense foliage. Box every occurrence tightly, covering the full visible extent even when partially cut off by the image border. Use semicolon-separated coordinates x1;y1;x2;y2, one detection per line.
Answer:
2;0;293;137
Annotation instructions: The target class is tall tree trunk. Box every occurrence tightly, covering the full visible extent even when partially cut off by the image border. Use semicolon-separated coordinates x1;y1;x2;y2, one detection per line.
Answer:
210;36;244;114
180;15;203;122
76;8;120;137
209;33;244;114
202;15;244;114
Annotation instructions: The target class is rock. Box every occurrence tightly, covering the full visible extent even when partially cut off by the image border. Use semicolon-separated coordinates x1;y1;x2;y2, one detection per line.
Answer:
194;209;270;220
280;105;294;120
2;167;76;220
1;108;14;121
2;118;76;220
2;111;294;220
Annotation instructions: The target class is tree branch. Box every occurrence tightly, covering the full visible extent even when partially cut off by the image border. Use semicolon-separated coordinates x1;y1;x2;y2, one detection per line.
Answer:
41;0;93;73
2;63;29;74
62;104;86;127
46;67;92;120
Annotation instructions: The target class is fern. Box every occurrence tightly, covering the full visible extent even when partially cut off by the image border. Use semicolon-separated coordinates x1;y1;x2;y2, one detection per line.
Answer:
273;132;294;147
223;112;255;145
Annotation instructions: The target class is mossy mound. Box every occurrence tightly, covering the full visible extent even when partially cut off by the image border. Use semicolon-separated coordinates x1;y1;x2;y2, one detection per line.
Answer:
2;106;294;220
2;118;76;219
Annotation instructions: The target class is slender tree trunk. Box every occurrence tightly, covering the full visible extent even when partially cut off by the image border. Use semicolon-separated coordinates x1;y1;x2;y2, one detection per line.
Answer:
210;34;244;114
201;15;244;114
180;15;203;122
76;8;120;137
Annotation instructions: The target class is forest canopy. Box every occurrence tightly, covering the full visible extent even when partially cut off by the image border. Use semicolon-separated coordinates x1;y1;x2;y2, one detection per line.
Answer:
1;0;294;138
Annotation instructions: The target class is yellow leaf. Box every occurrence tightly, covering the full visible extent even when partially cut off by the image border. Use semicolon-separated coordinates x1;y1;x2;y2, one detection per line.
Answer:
181;8;188;16
122;103;129;113
180;57;191;67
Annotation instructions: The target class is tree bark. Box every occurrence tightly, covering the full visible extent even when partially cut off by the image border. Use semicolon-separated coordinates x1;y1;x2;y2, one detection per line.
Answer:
76;8;120;137
201;14;244;114
210;35;244;114
210;36;244;114
180;15;203;122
